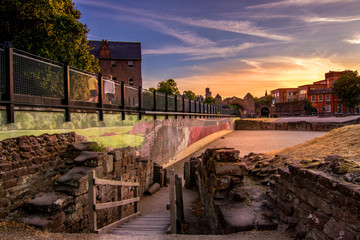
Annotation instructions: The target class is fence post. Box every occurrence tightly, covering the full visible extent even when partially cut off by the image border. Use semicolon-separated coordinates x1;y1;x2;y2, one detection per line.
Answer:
63;64;71;122
188;99;192;119
165;92;168;119
169;169;176;234
153;90;157;120
175;174;184;233
5;44;14;124
89;170;97;232
138;86;142;120
121;81;125;120
134;177;138;213
98;74;104;121
117;175;123;220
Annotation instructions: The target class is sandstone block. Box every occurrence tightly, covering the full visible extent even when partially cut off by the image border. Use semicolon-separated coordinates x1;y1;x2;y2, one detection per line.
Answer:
3;179;17;189
229;187;246;201
104;155;114;174
256;219;278;230
214;162;248;176
0;164;12;171
318;173;339;190
278;167;291;182
23;192;73;214
219;205;256;233
323;219;357;240
14;167;28;177
306;210;330;231
19;212;66;232
277;199;293;216
214;149;239;162
74;151;104;167
215;176;231;190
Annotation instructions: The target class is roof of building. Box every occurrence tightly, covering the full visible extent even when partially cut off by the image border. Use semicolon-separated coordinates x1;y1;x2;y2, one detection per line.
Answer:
88;40;141;60
308;88;332;95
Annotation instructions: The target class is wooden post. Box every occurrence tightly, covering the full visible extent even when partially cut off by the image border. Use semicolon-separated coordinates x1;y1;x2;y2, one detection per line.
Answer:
134;177;138;213
184;161;191;189
175;174;184;233
169;169;176;234
5;44;14;124
117;175;123;220
89;170;97;232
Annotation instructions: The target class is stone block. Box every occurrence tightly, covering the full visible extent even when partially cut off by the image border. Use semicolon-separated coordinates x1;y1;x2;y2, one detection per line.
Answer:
23;192;73;214
214;162;248;176
277;199;293;216
214;189;227;199
229;187;246;201
215;175;231;190
0;209;10;218
19;212;65;232
104;155;114;174
306;210;330;231
0;170;14;181
256;219;278;230
3;179;17;189
74;151;104;167
288;164;301;175
327;191;347;207
219;205;256;233
323;219;357;240
318;173;339;190
278;167;292;182
14;167;28;177
214;149;239;162
108;150;123;162
0;164;12;171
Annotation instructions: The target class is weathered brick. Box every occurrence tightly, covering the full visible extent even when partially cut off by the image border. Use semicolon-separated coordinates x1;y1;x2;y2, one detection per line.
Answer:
0;164;12;171
0;171;14;181
14;167;28;177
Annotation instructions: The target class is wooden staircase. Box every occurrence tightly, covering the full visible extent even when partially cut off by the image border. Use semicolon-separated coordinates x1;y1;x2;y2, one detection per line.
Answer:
109;213;170;236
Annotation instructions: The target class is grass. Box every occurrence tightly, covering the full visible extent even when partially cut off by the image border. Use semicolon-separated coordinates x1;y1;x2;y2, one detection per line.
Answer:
0;126;145;149
267;124;360;169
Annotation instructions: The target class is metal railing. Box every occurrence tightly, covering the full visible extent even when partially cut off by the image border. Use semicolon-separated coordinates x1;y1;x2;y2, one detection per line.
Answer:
0;45;235;123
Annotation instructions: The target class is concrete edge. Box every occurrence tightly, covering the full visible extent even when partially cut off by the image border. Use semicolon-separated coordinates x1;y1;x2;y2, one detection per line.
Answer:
162;129;233;169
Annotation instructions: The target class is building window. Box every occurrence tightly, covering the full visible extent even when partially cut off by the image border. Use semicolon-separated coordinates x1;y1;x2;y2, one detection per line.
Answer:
326;94;330;101
128;77;134;86
128;61;134;67
326;104;331;112
318;95;323;102
311;96;316;102
338;104;343;113
111;61;117;67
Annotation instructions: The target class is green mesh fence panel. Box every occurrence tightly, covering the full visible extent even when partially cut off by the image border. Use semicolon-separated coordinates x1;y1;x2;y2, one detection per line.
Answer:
69;69;95;102
142;89;153;110
156;92;166;111
13;53;64;98
125;85;139;107
167;95;175;111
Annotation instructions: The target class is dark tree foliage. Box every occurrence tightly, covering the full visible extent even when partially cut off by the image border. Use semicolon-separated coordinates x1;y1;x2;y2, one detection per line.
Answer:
332;71;360;110
204;96;215;105
156;79;180;95
183;90;196;100
0;0;99;72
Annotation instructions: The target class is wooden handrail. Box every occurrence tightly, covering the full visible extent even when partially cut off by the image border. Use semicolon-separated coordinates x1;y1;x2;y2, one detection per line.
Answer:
89;170;140;234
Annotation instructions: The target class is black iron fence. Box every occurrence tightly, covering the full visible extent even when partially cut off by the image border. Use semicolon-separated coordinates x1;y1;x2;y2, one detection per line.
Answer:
0;45;235;123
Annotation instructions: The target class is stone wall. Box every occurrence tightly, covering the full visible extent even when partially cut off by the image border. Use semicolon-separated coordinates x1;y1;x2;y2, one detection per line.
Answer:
0;133;77;220
192;148;278;234
0;133;154;233
235;119;360;131
268;165;360;239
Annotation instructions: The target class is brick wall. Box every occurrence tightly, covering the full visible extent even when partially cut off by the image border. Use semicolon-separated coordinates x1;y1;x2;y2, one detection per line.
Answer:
268;165;360;239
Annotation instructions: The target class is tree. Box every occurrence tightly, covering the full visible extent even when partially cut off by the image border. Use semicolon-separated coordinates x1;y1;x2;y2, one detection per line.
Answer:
205;96;215;105
157;79;180;95
332;71;360;110
0;0;99;73
183;90;196;100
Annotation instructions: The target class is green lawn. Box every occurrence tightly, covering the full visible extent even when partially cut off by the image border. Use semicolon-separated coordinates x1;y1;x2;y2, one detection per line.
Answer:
0;126;146;149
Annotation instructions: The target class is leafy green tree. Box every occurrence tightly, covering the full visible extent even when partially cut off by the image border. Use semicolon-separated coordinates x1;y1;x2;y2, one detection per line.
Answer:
254;95;273;106
0;0;99;73
205;96;215;105
157;79;180;95
304;100;314;115
332;71;360;110
183;90;196;100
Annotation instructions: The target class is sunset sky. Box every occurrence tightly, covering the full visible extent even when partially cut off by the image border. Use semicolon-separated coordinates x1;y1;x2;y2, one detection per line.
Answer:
74;0;360;98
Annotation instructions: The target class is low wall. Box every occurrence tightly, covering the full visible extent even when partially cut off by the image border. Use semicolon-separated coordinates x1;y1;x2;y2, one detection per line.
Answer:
268;165;360;239
235;119;360;131
0;133;154;233
0;110;234;166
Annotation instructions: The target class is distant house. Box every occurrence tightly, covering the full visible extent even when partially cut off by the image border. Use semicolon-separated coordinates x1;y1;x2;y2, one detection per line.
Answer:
270;70;358;115
88;40;142;87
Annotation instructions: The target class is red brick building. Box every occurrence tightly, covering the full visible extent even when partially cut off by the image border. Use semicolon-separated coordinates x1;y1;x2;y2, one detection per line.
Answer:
88;40;142;87
270;70;358;115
